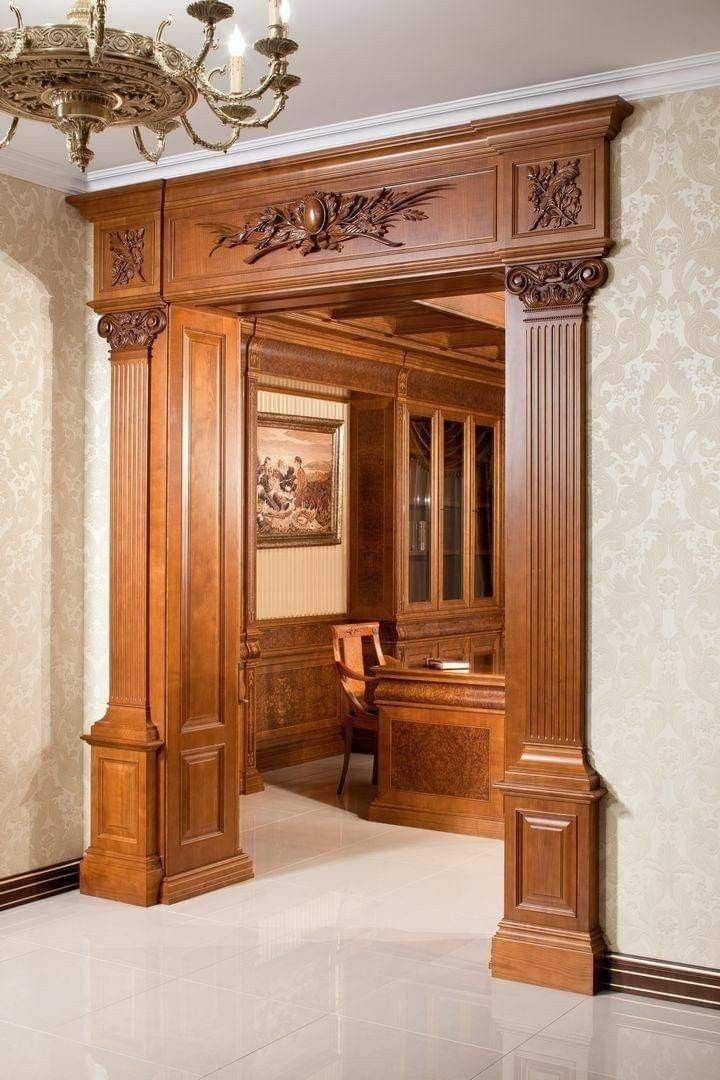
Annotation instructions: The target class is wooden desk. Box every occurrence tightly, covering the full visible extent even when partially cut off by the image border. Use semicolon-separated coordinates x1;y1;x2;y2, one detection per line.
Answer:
368;664;505;839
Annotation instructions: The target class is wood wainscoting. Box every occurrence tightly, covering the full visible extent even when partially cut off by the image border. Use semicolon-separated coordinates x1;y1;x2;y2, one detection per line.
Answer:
254;615;344;772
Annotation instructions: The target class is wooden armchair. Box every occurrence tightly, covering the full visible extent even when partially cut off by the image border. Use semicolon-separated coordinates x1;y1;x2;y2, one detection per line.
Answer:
331;622;399;795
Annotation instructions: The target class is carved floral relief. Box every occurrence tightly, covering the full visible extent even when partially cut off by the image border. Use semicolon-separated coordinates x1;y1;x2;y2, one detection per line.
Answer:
527;158;582;230
206;184;448;264
108;227;146;287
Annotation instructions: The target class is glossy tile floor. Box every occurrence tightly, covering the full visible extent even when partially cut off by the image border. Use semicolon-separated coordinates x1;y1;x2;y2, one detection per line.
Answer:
0;756;718;1078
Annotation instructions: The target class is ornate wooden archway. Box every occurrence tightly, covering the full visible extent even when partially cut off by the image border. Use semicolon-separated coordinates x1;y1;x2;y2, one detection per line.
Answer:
71;95;632;993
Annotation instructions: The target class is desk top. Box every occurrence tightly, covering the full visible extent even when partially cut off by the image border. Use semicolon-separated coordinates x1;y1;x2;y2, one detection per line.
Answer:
370;661;505;688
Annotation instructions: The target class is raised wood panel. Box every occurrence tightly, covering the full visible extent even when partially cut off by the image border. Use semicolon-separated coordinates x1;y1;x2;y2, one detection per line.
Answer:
165;160;499;306
97;758;139;844
97;212;162;306
181;747;225;844
181;330;224;732
165;307;242;879
517;811;577;916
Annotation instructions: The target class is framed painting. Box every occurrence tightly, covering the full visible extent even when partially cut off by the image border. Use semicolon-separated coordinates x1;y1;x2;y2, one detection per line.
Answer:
256;413;344;547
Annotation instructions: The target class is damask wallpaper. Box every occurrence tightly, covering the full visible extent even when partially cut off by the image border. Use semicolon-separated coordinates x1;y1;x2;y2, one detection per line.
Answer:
0;173;107;877
589;88;720;966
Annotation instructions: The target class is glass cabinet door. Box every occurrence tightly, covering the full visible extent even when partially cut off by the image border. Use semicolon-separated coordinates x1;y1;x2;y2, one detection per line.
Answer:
408;415;432;604
442;418;465;601
473;423;494;599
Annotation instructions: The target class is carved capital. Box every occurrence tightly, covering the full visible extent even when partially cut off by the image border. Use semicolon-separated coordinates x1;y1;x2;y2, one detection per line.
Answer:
506;259;607;310
98;307;167;352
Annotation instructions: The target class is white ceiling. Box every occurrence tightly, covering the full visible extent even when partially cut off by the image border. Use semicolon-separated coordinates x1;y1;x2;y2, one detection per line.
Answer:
2;0;720;189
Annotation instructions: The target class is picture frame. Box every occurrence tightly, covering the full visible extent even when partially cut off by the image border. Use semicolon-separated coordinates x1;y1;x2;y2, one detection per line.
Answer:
256;412;344;548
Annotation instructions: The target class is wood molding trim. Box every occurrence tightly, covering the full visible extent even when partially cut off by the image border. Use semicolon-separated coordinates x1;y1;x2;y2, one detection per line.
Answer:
604;953;720;1010
0;860;80;912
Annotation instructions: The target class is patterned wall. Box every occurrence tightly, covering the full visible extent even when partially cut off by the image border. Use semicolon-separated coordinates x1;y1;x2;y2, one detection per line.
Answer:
256;379;349;620
589;89;720;966
0;173;107;877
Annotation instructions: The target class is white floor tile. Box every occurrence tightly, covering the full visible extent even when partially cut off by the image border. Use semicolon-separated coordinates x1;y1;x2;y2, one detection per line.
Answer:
262;845;439;899
207;1014;499;1080
0;934;39;961
519;991;720;1080
0;946;167;1031
0;1020;199;1079
16;904;266;977
184;937;428;1012
54;978;324;1076
341;964;582;1052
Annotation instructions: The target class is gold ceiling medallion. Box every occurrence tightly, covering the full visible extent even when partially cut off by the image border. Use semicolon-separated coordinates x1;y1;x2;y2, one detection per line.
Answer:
206;185;449;264
0;0;300;171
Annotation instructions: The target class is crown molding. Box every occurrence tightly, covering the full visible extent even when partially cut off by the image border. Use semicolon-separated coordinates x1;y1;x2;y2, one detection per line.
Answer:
1;50;719;196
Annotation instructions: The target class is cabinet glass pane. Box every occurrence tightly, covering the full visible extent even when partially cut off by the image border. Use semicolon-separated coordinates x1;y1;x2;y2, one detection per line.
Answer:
408;416;432;604
474;424;494;598
442;419;464;601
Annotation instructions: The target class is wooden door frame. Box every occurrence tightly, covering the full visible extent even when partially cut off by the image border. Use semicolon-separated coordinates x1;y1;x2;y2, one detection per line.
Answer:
70;95;633;995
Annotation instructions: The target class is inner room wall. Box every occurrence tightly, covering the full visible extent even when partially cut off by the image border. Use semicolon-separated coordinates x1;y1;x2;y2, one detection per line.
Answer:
254;376;350;773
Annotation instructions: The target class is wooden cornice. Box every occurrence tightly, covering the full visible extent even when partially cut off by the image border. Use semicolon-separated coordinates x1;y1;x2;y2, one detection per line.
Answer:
68;179;164;222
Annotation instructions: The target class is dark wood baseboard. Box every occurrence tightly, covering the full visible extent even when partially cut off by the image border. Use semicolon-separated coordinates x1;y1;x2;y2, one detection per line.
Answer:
604;952;720;1010
0;859;80;912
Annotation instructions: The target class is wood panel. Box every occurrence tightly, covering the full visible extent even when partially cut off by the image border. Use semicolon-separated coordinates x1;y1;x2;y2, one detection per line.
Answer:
163;306;252;900
253;616;344;772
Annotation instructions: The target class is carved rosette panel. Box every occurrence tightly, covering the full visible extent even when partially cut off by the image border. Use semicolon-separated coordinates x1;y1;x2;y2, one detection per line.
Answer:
206;184;449;264
506;259;607;311
527;159;582;231
109;228;146;287
98;308;167;351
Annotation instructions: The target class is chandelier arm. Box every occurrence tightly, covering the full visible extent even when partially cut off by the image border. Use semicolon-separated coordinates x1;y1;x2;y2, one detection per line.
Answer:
153;18;218;80
1;4;27;62
180;113;242;152
227;91;288;129
0;114;18;149
196;64;280;104
87;0;107;65
132;124;170;164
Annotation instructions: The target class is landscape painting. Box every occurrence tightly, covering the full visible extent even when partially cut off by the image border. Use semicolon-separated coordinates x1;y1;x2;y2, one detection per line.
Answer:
256;413;343;547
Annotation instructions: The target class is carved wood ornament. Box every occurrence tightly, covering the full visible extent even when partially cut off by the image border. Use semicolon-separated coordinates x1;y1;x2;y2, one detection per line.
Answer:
206;184;448;263
98;307;167;350
506;258;607;308
527;159;582;231
109;227;146;287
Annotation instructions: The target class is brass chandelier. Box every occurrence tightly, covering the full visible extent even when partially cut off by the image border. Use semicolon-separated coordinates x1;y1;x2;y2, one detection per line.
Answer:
0;0;299;171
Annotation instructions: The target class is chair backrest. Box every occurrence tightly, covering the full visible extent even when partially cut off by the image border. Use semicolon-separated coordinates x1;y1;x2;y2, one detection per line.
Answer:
331;622;386;708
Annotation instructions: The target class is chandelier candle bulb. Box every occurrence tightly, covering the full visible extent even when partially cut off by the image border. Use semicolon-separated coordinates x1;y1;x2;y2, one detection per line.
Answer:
268;0;281;26
228;25;246;92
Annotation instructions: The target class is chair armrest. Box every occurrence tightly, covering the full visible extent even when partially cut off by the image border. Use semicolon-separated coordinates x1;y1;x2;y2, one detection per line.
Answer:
335;660;377;684
381;655;402;668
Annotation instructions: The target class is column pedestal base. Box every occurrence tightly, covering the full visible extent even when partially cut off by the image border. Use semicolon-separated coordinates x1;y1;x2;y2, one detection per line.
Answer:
80;849;163;907
491;922;606;995
160;852;254;904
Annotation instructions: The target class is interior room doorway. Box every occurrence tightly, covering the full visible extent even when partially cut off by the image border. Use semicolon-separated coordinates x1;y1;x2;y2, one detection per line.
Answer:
74;95;630;996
